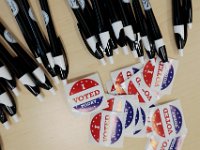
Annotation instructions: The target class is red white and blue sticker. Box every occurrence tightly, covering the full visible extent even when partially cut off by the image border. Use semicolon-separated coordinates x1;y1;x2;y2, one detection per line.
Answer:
111;64;142;94
122;70;158;106
89;111;124;148
66;74;107;114
147;100;187;139
143;58;178;97
146;134;187;150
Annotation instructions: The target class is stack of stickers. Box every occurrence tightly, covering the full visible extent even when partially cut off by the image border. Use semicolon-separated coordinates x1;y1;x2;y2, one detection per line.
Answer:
65;58;188;149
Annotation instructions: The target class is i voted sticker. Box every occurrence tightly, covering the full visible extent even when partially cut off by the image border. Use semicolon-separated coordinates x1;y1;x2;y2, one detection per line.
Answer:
147;100;187;139
66;74;107;114
89;111;124;148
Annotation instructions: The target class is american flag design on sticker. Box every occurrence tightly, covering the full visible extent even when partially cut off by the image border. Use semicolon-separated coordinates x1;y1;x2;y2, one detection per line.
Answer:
161;65;174;90
90;112;123;144
111;116;123;144
143;60;155;87
69;79;103;112
134;107;146;135
170;105;182;134
124;101;134;128
169;137;181;150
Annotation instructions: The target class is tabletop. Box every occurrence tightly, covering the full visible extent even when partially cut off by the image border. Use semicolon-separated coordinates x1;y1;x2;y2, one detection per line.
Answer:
0;0;200;150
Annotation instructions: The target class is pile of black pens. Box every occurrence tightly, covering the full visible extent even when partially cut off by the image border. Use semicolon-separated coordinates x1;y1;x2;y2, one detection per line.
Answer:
68;0;169;65
0;0;69;129
172;0;192;56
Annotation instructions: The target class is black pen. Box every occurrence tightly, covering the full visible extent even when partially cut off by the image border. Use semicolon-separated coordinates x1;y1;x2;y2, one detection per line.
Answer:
19;0;58;79
120;0;144;60
90;0;114;64
68;0;106;65
0;22;56;95
103;0;129;55
0;106;10;129
131;0;156;64
118;0;146;63
118;0;138;58
0;84;19;123
6;0;59;83
183;0;193;29
141;0;168;63
0;60;19;97
172;0;187;56
39;0;69;85
0;43;43;101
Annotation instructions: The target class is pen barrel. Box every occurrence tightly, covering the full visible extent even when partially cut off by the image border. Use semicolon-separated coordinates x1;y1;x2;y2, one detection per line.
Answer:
0;24;39;72
117;0;130;27
172;0;183;25
91;0;108;33
140;0;162;39
19;0;51;54
39;0;69;79
183;0;193;25
39;0;61;56
105;0;122;22
6;0;40;58
16;0;57;76
121;1;136;26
